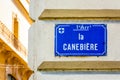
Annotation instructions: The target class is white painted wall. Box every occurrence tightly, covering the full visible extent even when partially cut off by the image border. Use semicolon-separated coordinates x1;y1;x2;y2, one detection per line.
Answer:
30;0;120;20
29;0;120;80
29;21;120;80
33;71;120;80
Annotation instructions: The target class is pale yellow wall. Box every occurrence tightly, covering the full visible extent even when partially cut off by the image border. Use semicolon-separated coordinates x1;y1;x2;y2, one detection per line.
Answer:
0;54;6;80
0;0;33;79
0;0;30;49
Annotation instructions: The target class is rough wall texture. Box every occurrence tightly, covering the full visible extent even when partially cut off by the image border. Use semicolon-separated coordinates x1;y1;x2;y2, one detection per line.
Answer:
29;0;120;80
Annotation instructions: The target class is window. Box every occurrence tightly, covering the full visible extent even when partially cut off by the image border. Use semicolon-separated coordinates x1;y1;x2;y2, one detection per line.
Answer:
12;13;19;39
7;74;16;80
12;13;19;48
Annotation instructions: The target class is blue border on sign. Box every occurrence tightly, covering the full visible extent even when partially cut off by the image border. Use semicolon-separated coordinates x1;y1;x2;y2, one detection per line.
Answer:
54;24;107;56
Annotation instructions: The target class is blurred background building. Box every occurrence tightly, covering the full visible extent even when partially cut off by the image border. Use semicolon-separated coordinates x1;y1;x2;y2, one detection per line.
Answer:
0;0;33;80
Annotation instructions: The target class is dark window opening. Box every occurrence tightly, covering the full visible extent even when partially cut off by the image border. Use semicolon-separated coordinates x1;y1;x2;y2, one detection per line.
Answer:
7;74;16;80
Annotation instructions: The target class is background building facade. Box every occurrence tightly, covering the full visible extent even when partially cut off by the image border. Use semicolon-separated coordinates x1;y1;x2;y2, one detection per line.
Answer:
0;0;33;80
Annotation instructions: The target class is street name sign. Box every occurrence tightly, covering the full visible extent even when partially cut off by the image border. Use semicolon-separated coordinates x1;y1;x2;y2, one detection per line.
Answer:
55;24;107;56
